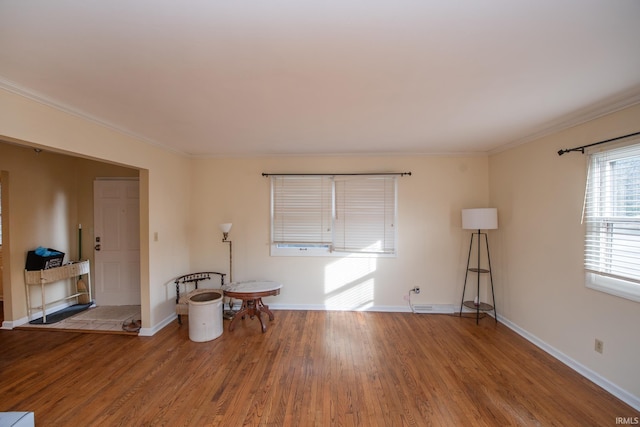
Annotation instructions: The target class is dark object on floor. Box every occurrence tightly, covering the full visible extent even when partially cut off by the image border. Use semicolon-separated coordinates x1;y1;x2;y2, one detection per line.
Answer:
122;319;141;332
29;303;92;325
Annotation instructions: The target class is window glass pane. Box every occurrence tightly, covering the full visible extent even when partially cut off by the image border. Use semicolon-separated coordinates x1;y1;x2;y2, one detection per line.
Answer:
271;176;332;245
584;142;640;286
333;176;396;254
270;175;398;256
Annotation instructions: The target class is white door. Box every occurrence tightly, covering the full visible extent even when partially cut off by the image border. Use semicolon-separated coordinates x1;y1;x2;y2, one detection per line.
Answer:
93;179;140;306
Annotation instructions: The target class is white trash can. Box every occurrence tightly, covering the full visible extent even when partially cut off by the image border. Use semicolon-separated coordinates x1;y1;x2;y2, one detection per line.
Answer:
188;291;223;342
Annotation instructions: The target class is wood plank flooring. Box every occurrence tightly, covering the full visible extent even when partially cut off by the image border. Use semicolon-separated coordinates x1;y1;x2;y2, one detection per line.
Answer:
0;310;637;426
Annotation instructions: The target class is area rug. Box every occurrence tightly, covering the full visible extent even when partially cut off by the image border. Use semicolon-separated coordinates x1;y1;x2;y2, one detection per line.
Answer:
28;303;92;325
70;305;140;322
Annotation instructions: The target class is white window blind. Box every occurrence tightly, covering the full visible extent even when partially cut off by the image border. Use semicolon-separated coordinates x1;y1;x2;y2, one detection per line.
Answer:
271;176;333;246
584;142;640;286
270;175;398;255
333;176;396;254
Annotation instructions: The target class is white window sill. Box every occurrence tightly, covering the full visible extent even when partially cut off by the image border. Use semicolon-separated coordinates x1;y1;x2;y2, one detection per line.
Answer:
586;272;640;303
270;245;396;258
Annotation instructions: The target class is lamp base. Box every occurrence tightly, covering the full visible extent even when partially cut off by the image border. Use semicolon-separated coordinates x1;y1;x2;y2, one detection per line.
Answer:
462;300;493;311
223;301;238;319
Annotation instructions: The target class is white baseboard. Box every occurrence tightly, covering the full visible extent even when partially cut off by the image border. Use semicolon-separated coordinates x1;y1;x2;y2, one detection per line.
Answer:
410;303;455;314
1;301;74;329
139;312;177;337
498;314;640;411
268;303;457;314
1;320;18;329
269;303;418;312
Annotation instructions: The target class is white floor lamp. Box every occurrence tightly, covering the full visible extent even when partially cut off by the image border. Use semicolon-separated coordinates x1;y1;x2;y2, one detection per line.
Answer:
459;208;498;324
220;222;236;319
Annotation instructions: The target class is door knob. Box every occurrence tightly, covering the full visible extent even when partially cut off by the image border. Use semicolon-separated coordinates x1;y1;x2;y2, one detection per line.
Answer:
95;244;101;251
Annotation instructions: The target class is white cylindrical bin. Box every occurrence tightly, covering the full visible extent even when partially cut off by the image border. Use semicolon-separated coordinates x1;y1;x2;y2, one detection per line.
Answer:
188;291;223;342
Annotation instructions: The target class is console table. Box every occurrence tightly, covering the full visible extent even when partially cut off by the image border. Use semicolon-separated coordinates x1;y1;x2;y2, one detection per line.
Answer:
223;281;282;333
24;260;91;323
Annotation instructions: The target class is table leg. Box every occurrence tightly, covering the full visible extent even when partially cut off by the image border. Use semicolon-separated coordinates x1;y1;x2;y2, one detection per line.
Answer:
228;298;275;333
228;301;250;332
256;298;275;321
256;310;266;333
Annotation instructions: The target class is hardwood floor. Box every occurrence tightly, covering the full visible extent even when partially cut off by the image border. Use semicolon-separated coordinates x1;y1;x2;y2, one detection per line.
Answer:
0;311;637;426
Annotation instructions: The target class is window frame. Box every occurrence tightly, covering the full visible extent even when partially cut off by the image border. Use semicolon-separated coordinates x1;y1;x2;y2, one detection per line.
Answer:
583;140;640;302
270;175;398;258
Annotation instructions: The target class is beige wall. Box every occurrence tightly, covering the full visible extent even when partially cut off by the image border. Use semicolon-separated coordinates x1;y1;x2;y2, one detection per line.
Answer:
0;144;80;320
2;84;638;405
0;171;8;305
189;155;489;309
489;103;640;399
0;88;192;330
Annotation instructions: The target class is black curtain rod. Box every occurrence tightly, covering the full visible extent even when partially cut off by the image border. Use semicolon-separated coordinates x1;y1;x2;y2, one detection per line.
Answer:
262;172;411;177
557;131;640;156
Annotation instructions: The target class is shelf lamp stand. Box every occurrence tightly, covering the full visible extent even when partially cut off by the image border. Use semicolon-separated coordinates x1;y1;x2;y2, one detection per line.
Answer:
459;208;498;324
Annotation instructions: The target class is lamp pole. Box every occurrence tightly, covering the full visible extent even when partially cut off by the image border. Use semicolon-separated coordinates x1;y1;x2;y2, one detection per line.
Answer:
222;232;232;283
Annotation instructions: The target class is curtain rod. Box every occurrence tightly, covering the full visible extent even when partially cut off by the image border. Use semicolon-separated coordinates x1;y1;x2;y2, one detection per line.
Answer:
262;172;411;177
557;131;640;156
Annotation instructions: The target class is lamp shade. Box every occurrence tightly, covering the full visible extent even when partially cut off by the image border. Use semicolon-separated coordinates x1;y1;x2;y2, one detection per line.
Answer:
462;208;498;230
219;223;232;233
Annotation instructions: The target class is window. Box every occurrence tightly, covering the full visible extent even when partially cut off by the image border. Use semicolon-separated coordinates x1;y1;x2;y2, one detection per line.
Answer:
584;141;640;302
271;175;397;256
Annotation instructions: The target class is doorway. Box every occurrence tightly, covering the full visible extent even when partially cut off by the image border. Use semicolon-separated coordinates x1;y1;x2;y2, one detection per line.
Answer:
0;141;144;333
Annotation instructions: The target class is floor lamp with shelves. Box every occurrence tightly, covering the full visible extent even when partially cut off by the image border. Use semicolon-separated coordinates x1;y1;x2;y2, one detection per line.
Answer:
459;208;498;324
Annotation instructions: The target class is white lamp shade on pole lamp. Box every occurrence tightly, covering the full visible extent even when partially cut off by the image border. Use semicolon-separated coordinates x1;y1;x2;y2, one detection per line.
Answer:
219;223;232;234
462;208;498;230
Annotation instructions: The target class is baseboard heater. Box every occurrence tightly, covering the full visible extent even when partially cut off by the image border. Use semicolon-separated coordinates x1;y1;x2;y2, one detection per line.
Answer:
411;304;455;314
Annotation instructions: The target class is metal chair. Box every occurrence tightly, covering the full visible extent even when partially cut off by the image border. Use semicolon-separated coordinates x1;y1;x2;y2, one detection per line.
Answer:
174;271;226;324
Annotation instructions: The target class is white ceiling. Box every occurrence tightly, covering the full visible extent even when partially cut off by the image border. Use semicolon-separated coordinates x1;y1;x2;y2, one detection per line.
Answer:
1;1;640;156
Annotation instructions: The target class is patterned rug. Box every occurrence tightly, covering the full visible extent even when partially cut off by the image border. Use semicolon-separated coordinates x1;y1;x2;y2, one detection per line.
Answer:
22;305;141;333
71;305;140;322
28;303;92;325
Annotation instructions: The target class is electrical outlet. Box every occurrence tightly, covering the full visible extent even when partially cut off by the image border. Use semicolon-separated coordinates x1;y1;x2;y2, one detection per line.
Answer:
594;339;604;354
413;286;420;294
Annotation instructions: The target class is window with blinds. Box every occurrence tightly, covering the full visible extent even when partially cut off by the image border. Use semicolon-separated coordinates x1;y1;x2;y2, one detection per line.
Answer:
270;175;397;256
584;141;640;302
271;176;333;248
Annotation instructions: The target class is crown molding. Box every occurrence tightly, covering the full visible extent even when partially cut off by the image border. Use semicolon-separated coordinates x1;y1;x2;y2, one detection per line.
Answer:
489;89;640;155
3;76;640;159
0;77;188;157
